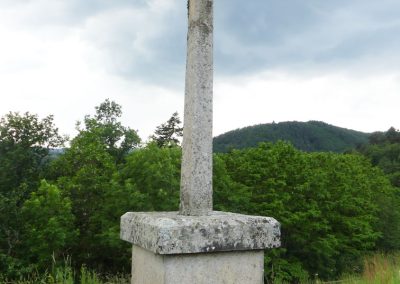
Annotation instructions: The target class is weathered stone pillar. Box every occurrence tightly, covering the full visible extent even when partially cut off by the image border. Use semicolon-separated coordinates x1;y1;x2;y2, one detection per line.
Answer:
180;0;214;216
121;1;280;283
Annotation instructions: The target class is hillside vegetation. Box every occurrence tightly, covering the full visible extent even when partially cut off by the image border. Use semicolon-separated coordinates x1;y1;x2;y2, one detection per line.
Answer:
1;102;399;283
356;127;400;188
213;121;369;153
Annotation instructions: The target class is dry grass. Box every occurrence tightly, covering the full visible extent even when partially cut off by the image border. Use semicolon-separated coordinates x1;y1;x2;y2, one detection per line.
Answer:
335;253;400;284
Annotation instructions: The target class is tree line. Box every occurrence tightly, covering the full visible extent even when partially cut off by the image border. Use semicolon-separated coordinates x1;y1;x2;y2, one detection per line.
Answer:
213;121;369;153
0;100;399;282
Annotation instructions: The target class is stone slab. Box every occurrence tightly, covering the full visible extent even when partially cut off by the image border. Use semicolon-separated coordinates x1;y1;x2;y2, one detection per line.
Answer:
121;211;280;254
131;245;265;284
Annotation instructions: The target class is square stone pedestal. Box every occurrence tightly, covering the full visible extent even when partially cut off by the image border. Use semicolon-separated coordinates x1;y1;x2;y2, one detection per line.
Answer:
131;245;264;284
121;211;280;284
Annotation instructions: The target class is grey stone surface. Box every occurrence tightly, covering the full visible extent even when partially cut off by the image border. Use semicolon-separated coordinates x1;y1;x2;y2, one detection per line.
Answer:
131;245;265;284
121;211;280;255
180;0;214;216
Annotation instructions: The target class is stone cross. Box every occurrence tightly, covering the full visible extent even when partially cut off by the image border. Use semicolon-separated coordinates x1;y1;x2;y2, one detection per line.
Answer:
120;2;280;282
180;0;214;216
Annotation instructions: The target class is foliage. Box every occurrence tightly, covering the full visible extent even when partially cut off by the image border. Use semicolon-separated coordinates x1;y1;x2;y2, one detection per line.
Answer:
47;100;132;272
150;112;183;148
355;127;400;252
0;111;66;195
1;105;398;283
118;143;253;215
213;120;369;153
0;260;130;284
119;143;181;212
357;127;400;187
0;112;66;279
21;180;77;269
213;154;252;213
0;111;65;148
220;142;394;281
77;99;141;163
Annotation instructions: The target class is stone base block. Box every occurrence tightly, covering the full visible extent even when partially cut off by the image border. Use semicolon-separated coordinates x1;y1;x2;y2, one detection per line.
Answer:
131;245;264;284
121;211;280;254
121;211;280;284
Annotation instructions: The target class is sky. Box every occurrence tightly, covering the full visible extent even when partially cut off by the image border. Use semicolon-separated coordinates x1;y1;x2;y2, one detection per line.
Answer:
0;0;399;141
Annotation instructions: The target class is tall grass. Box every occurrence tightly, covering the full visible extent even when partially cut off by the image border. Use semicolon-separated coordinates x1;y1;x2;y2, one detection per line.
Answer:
0;262;129;284
265;253;400;284
337;253;400;284
2;253;398;283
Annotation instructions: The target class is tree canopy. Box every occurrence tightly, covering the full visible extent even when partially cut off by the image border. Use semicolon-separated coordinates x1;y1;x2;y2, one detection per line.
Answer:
150;112;183;147
0;105;399;283
213;121;369;153
356;127;400;187
0;112;66;278
78;99;141;163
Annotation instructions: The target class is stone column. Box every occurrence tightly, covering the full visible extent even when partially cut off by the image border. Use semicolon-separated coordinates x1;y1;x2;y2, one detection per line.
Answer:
180;0;214;216
121;1;280;283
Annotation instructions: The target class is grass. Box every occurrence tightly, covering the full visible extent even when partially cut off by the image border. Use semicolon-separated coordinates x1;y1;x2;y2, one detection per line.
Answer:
322;253;400;284
1;253;398;283
0;265;130;284
265;253;400;284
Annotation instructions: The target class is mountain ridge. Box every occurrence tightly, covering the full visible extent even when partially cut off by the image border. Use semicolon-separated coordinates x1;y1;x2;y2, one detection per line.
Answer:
213;120;370;153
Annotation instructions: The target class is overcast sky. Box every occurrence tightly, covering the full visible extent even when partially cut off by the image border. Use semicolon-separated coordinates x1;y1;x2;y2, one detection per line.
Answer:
0;0;399;140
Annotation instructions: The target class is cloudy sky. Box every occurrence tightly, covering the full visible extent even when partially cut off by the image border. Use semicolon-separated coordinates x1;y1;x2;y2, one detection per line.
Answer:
0;0;399;140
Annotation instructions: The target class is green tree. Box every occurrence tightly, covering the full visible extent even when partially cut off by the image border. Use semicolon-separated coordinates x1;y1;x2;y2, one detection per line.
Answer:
220;142;391;281
78;99;141;163
385;127;400;144
21;180;77;270
359;127;400;187
118;143;248;214
356;127;400;252
0;112;65;278
0;112;66;195
150;112;183;147
119;143;181;211
213;154;251;214
46;100;140;273
50;124;119;271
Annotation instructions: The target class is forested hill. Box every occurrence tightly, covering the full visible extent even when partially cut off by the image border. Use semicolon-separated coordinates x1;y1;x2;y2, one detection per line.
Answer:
213;121;370;153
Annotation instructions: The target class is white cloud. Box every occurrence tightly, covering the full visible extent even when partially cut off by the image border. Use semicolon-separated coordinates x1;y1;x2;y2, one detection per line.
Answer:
0;0;184;141
77;0;185;82
0;0;399;143
214;71;400;136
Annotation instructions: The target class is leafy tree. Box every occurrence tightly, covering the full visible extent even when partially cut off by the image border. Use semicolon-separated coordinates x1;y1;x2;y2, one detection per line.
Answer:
356;127;400;252
150;112;183;147
385;127;400;143
213;154;251;214
2;104;399;283
62;142;189;273
119;143;181;211
359;127;400;187
0;112;65;277
368;131;386;145
77;99;141;163
46;100;140;272
373;185;400;252
21;180;77;269
0;112;66;194
220;142;392;281
50;124;118;271
118;143;249;214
